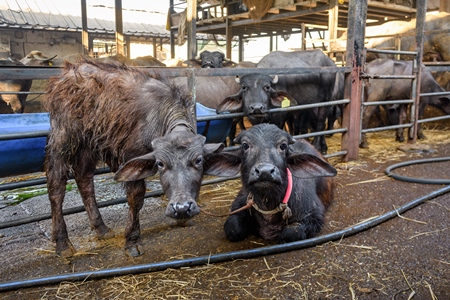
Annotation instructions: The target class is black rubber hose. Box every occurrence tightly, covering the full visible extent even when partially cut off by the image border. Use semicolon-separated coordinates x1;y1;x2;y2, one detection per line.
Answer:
1;183;449;292
385;156;450;185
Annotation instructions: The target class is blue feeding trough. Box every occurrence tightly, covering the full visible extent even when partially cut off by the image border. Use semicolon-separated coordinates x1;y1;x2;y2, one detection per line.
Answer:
195;103;232;144
0;104;231;178
0;113;50;178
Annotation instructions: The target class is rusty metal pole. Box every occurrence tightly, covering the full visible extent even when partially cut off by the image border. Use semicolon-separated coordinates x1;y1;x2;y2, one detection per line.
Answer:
341;0;367;161
410;0;427;143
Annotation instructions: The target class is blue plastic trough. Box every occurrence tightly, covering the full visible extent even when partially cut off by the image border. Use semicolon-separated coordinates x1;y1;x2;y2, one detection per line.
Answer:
195;103;232;144
0;104;231;178
0;113;49;178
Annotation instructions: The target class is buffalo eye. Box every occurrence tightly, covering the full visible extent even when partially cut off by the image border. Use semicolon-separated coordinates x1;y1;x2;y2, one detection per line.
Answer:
156;160;164;169
195;156;203;165
263;84;271;93
241;85;248;92
242;142;249;151
279;142;288;151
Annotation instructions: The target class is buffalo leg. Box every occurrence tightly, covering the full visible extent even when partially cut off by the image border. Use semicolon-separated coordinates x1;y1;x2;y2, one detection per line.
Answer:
278;215;324;243
312;106;328;154
224;194;253;242
124;180;146;257
360;105;378;148
46;156;76;257
72;158;113;240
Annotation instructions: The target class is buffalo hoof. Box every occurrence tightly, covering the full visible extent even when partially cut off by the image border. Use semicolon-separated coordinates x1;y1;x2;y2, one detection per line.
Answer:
56;242;76;258
96;228;115;240
418;133;426;140
396;136;405;142
125;243;145;257
359;140;369;148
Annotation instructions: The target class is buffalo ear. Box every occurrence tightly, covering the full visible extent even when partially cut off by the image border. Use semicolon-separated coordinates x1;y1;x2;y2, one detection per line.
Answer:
203;150;242;177
270;91;298;107
114;153;158;182
287;153;336;179
203;142;225;155
216;93;243;113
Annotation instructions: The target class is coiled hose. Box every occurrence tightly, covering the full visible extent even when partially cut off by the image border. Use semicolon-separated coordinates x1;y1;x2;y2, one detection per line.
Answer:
0;157;449;292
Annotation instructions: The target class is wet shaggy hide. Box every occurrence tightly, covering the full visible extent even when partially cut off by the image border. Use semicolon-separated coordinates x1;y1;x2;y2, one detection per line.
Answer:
45;60;195;171
44;60;223;258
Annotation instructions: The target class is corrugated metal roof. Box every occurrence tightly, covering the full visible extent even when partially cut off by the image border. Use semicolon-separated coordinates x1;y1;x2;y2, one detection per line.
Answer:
0;0;170;38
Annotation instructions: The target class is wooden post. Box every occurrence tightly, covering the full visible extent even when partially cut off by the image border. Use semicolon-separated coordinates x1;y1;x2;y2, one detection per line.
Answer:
341;0;367;161
328;0;338;58
301;23;306;50
238;35;244;62
81;0;89;55
115;0;124;56
226;13;232;59
410;0;427;143
169;0;175;59
125;36;130;58
186;0;197;60
153;37;157;58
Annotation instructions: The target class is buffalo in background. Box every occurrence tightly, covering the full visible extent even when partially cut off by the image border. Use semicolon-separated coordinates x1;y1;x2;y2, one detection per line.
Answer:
360;58;450;148
217;50;337;154
0;51;57;113
172;50;254;145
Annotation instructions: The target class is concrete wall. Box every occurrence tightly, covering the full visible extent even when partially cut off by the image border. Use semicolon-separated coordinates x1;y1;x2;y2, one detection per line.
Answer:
2;29;82;59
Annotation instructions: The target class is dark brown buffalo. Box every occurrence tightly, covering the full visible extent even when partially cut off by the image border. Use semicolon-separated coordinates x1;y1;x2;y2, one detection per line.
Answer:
172;56;251;145
361;59;450;148
216;50;337;154
45;60;225;257
183;50;236;68
205;124;336;242
0;51;58;113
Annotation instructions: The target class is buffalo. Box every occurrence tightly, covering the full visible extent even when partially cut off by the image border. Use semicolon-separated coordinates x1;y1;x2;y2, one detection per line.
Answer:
361;59;450;148
205;124;336;242
184;50;235;68
216;50;337;154
172;52;251;145
45;60;225;257
0;51;57;113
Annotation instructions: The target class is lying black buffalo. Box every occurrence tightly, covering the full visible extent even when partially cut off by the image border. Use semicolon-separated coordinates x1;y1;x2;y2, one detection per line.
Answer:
45;60;225;257
205;123;336;242
361;58;450;147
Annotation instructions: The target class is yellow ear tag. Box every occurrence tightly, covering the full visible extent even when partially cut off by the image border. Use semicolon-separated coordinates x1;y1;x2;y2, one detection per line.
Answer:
281;97;290;108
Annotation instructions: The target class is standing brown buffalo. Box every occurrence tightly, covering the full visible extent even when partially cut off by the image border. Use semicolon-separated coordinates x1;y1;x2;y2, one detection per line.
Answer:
361;59;450;147
45;60;225;257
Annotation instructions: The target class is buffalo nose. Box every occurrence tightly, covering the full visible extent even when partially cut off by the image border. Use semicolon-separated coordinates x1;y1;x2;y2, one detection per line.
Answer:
166;201;200;219
249;105;265;114
255;163;276;179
